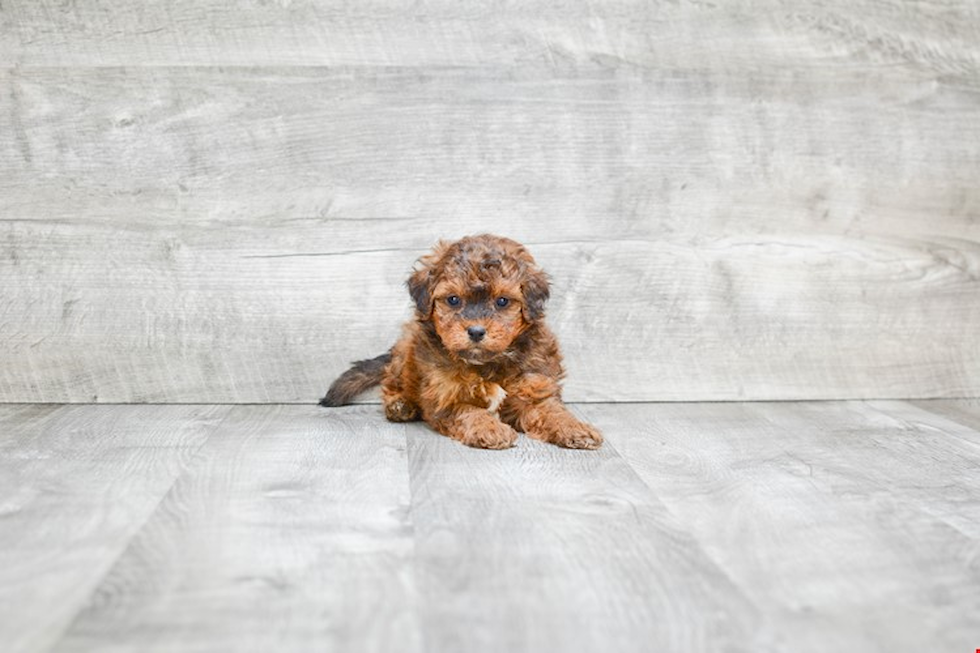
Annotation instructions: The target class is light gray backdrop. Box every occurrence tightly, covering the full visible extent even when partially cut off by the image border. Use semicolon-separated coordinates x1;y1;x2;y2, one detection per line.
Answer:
1;1;978;403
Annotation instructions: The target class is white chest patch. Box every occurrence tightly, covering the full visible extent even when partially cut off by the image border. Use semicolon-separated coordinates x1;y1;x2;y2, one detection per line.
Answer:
485;383;507;415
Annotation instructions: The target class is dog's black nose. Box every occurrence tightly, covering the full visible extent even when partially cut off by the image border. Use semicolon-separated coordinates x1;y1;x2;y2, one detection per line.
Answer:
467;325;487;342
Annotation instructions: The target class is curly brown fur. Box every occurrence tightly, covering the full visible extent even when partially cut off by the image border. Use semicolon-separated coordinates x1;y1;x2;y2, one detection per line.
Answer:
320;234;602;450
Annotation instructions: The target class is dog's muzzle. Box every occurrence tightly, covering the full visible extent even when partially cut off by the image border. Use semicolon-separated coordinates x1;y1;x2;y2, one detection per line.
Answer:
466;325;487;342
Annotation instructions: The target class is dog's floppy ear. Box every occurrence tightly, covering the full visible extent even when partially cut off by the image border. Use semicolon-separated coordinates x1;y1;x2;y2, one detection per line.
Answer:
406;241;448;318
521;265;551;321
407;267;433;317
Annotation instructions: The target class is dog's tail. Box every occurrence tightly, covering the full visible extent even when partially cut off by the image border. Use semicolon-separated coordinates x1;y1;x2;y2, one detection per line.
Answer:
319;352;392;407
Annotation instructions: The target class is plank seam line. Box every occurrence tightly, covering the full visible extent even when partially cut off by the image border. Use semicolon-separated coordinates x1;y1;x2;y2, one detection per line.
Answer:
864;400;980;452
43;405;236;650
3;398;979;407
568;404;765;618
400;423;429;653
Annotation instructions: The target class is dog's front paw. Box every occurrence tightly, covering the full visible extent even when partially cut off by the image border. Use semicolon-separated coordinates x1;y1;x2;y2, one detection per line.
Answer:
534;421;603;450
559;422;603;449
455;413;519;450
469;422;519;450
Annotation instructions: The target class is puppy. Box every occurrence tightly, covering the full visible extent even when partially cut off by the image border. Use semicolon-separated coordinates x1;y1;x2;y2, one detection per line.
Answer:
320;234;602;450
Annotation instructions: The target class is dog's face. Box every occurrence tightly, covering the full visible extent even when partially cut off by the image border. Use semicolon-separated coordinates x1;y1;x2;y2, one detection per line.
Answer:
407;235;550;364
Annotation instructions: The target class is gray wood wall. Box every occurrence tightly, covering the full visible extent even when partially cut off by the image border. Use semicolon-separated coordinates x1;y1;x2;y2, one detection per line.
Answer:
2;1;979;403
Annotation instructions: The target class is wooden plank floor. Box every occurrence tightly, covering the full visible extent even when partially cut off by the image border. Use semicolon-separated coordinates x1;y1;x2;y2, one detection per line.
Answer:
1;401;978;653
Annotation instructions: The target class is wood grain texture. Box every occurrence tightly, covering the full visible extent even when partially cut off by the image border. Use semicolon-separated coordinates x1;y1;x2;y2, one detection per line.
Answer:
2;0;978;72
3;401;979;652
405;422;762;653
2;220;979;402
0;403;229;653
577;401;980;653
1;4;979;403
3;66;979;226
911;397;980;433
51;405;420;653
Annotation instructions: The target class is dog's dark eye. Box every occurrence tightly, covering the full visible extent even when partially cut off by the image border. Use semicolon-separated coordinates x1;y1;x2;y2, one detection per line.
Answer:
446;295;461;307
495;297;510;308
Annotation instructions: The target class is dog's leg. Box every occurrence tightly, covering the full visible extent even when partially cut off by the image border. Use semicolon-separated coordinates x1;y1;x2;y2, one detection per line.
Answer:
428;405;519;450
502;375;602;449
382;393;420;422
380;371;419;423
380;339;421;422
512;398;603;449
515;398;603;449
